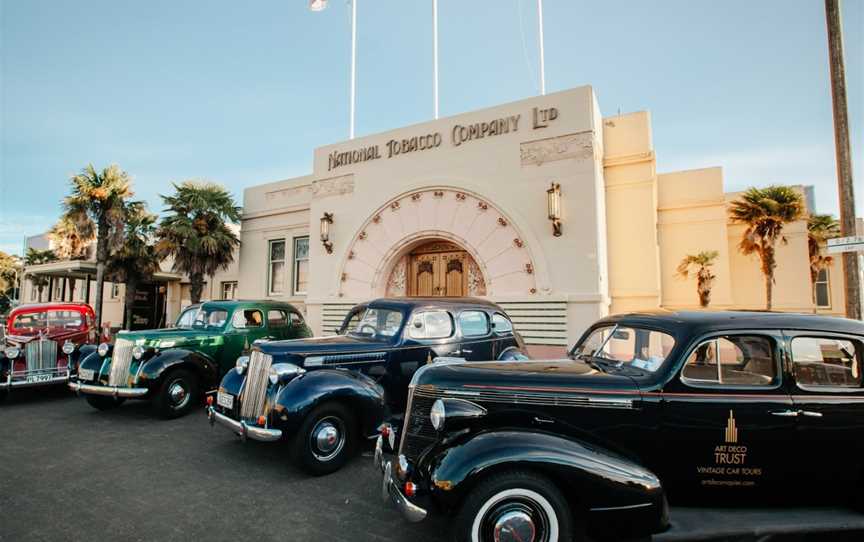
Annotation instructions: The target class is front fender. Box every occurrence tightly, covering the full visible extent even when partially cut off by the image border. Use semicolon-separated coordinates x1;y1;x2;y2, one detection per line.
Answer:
70;345;97;370
78;350;107;378
427;430;664;518
138;349;219;391
272;369;386;438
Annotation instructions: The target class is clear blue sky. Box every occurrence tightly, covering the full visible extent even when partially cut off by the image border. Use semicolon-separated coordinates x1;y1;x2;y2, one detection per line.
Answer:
1;0;862;256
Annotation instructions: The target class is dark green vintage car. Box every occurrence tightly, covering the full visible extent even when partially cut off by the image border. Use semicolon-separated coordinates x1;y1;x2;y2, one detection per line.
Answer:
69;300;311;418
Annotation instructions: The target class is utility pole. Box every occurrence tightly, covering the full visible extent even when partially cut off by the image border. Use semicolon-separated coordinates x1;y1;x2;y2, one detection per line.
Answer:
825;0;861;319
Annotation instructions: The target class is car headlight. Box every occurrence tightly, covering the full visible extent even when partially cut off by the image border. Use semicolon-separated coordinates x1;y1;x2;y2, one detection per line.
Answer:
235;355;250;375
268;363;305;385
430;399;446;431
97;343;110;357
132;345;145;360
4;346;20;359
62;341;76;355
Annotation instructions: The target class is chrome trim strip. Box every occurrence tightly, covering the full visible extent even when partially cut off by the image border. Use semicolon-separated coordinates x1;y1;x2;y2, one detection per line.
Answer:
590;502;653;512
68;381;148;398
414;385;635;410
207;406;283;442
0;375;70;389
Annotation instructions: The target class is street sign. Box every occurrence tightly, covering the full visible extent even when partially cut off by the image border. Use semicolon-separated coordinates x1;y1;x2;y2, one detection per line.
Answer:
827;236;864;254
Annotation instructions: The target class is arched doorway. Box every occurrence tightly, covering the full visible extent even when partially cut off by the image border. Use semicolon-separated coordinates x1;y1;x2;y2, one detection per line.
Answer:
386;239;486;297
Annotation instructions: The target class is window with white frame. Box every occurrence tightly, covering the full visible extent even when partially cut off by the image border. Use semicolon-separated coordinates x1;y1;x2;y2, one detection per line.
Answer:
293;236;309;295
110;283;120;300
268;240;286;296
221;281;238;300
815;268;831;308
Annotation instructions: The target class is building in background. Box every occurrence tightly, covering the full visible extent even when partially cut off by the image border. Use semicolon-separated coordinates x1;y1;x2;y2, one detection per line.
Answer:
234;86;855;355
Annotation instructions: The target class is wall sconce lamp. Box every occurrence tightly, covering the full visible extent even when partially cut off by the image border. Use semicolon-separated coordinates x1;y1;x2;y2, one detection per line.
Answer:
546;182;562;237
320;212;334;254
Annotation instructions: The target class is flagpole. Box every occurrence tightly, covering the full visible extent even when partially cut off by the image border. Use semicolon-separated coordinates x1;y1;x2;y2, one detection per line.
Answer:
537;0;546;95
350;0;357;139
432;0;439;119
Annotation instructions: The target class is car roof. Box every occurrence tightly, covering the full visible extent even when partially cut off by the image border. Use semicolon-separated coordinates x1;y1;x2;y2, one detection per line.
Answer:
197;299;300;310
597;310;864;336
366;297;504;311
10;302;93;314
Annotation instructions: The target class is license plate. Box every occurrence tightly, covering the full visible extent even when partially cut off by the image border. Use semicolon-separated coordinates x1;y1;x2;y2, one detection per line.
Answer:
217;391;234;409
27;373;53;384
78;368;95;381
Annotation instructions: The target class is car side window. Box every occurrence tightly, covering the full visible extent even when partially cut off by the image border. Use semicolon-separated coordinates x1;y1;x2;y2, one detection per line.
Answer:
232;309;264;329
492;313;513;334
681;335;778;387
791;336;861;389
289;312;304;326
267;310;287;327
459;311;489;337
409;310;454;340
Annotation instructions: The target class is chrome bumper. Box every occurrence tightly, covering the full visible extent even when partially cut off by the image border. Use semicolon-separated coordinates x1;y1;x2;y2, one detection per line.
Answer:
377;436;428;523
207;406;283;443
0;375;70;389
68;381;149;398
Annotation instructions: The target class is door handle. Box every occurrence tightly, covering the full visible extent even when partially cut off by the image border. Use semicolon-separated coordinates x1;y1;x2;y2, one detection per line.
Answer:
799;410;823;418
460;348;473;355
770;410;799;417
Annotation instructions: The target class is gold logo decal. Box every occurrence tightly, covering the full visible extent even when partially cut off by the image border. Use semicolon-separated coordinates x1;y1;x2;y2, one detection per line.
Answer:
725;410;738;443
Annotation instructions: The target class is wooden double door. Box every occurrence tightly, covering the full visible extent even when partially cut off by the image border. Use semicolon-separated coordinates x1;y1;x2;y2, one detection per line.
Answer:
408;250;469;297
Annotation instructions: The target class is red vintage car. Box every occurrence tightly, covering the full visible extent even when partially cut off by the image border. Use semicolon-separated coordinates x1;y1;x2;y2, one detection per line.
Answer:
1;302;98;401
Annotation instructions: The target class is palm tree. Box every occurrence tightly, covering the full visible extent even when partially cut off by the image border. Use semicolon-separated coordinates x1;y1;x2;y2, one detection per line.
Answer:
676;251;719;308
807;214;841;311
24;248;58;302
48;214;96;301
62;164;134;328
0;251;21;311
156;182;241;304
728;186;805;311
107;203;163;329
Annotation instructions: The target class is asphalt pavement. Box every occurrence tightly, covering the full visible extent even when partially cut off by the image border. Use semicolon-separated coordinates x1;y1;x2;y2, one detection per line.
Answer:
0;386;448;542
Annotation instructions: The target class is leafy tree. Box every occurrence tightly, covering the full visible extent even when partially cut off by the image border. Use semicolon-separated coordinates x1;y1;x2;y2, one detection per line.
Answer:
728;186;805;311
107;203;162;329
676;250;719;308
61;164;134;328
807;214;841;311
24;248;58;302
156;181;241;304
0;251;21;312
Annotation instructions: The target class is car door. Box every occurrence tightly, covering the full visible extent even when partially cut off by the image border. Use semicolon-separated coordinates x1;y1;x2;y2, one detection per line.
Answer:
222;308;266;371
455;309;494;361
786;331;864;492
265;309;291;340
490;312;519;358
659;331;796;497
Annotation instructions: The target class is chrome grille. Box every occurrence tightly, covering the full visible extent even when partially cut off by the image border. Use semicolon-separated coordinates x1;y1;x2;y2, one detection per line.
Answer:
108;339;135;387
24;339;58;372
399;385;441;462
240;350;272;419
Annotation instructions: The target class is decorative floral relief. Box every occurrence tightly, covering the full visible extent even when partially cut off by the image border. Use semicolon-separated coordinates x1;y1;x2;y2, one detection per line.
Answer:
497;217;508;227
372;214;381;224
411;193;422;202
525;263;534;275
385;256;408;297
455;192;466;201
433;191;444;198
358;231;367;240
312;175;355;197
477;201;488;211
513;238;524;248
467;259;486;296
390;201;401;211
520;131;594;166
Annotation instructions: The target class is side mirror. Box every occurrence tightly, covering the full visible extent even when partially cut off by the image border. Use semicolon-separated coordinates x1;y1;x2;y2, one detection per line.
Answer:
613;330;631;340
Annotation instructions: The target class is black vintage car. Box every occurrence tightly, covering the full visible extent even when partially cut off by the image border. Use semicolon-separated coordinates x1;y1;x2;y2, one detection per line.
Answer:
376;311;864;542
208;297;525;475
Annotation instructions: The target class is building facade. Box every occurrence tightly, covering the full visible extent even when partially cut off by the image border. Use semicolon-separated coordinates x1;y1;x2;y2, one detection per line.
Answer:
237;86;850;353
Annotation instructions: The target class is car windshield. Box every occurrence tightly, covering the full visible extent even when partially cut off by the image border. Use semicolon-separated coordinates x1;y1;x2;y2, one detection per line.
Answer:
348;308;404;340
175;306;229;329
571;324;675;374
11;310;86;335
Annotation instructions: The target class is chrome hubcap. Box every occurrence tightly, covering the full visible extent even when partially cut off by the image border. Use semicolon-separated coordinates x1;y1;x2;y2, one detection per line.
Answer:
168;381;189;408
493;511;535;542
310;416;345;461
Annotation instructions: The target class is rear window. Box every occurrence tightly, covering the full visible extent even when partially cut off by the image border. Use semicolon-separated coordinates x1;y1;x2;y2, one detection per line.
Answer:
682;335;778;387
791;337;861;389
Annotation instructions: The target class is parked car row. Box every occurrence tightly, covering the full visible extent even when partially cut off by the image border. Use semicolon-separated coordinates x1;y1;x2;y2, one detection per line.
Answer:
4;298;864;542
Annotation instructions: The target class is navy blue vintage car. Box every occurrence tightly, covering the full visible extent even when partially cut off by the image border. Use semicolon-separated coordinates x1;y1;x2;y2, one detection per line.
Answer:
208;297;525;475
377;311;864;542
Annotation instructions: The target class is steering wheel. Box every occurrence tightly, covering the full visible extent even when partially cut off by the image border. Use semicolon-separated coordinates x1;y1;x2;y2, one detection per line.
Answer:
359;324;377;336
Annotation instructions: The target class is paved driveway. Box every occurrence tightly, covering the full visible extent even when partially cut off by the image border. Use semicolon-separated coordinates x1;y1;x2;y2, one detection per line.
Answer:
0;387;449;542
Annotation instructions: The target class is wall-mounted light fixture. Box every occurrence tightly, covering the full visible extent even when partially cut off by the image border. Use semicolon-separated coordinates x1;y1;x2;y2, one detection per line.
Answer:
320;212;334;254
546;182;562;237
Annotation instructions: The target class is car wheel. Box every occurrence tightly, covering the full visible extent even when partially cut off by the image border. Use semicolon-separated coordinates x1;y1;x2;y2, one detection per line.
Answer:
293;402;357;476
454;470;575;542
85;395;126;411
153;369;199;419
